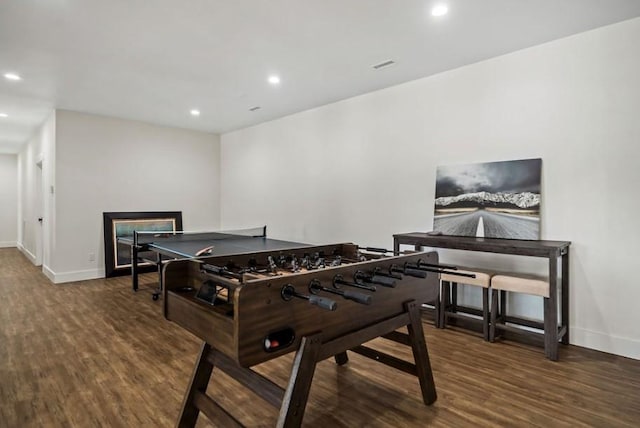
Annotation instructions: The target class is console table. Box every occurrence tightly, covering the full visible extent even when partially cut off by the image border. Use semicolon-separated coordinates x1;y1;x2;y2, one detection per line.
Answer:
393;233;570;360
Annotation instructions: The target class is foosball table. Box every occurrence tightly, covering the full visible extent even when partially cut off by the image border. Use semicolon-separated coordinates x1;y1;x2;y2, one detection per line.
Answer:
161;236;462;427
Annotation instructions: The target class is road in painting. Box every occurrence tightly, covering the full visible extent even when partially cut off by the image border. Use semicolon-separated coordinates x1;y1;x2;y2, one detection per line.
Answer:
434;210;539;239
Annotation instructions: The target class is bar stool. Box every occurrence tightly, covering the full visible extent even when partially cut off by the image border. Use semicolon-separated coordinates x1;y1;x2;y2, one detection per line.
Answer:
420;299;441;328
489;274;553;358
440;268;493;340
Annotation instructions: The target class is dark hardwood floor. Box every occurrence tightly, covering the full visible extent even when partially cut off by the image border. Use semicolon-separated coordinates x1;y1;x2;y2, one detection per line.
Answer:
1;248;639;427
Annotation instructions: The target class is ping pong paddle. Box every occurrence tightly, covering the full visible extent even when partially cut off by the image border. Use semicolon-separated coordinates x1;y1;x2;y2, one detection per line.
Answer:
195;246;215;256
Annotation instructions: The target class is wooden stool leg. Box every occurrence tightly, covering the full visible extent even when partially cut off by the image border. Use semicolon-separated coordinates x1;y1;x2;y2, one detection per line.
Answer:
433;285;441;328
406;301;437;405
489;289;498;342
177;342;214;428
451;282;458;313
439;281;449;329
277;333;323;428
482;288;489;341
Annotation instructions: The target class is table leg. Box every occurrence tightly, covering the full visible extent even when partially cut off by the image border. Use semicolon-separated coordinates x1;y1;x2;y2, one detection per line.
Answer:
177;342;214;428
562;251;570;345
131;244;139;292
544;256;559;361
157;253;163;293
334;352;349;366
277;333;322;428
406;301;437;405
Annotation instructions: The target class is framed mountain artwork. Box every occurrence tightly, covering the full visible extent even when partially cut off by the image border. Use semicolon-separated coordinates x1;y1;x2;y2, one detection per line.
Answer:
103;211;183;277
433;158;541;240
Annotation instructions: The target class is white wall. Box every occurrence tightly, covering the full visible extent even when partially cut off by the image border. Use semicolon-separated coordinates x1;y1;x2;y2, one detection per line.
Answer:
221;18;640;359
17;112;55;265
0;154;18;247
51;110;221;282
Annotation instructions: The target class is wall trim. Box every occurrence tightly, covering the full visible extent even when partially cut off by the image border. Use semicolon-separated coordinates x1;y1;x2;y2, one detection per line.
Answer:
0;241;17;248
17;243;37;264
42;264;56;282
571;327;640;360
49;267;105;284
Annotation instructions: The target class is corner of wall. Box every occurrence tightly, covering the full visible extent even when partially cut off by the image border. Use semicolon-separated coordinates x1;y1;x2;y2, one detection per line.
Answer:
17;242;36;264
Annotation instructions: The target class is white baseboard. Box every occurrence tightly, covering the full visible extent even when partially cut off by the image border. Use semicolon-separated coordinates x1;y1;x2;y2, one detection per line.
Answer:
49;267;105;284
42;264;104;284
18;245;104;284
17;243;37;263
0;241;17;248
43;264;56;282
571;327;640;360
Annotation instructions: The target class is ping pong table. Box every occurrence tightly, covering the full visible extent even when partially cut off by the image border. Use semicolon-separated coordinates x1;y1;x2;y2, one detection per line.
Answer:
117;226;310;300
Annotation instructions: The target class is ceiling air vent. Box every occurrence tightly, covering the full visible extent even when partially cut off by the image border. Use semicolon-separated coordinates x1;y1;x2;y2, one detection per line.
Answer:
372;60;395;70
249;106;261;112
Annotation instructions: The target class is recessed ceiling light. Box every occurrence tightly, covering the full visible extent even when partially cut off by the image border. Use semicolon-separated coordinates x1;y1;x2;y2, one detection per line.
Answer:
0;113;8;118
4;73;22;81
267;75;281;85
431;4;448;17
190;109;200;116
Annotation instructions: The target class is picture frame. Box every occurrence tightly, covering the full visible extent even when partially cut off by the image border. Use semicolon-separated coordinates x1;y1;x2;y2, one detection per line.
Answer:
103;211;183;277
433;158;541;240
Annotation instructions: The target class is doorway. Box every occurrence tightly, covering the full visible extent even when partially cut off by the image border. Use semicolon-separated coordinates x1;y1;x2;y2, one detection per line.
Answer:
35;157;43;266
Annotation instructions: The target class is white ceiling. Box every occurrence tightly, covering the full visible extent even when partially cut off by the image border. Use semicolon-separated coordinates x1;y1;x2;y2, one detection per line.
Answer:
2;0;640;154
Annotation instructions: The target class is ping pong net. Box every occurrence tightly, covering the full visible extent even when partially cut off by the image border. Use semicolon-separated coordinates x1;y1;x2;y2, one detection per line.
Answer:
133;226;267;246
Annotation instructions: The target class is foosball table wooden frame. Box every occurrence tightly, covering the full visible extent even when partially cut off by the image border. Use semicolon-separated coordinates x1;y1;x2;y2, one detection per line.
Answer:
162;243;443;427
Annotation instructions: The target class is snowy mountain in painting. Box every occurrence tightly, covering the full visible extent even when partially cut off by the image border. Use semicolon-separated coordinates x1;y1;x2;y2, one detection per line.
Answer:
435;191;540;209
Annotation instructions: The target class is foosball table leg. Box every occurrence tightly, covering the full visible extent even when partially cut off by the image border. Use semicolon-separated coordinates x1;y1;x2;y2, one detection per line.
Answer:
276;333;323;428
176;343;214;428
334;351;349;366
406;301;437;405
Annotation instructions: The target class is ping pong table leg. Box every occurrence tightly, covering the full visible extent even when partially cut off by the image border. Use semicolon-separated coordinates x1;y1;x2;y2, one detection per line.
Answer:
153;253;163;301
131;244;139;292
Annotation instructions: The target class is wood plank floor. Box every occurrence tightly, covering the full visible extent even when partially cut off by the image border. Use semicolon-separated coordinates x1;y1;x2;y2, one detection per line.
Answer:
1;248;639;427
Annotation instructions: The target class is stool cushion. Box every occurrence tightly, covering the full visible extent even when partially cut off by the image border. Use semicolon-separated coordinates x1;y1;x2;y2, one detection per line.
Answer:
441;267;492;288
491;274;550;298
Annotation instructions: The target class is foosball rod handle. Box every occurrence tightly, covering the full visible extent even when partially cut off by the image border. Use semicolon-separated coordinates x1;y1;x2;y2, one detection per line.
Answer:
308;295;338;311
390;264;427;278
373;267;402;280
370;274;397;287
334;274;377;292
342;289;372;305
309;280;372;305
354;270;397;288
281;284;337;311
